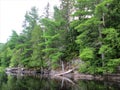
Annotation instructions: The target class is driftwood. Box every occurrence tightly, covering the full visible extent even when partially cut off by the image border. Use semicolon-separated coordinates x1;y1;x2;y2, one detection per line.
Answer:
54;68;75;76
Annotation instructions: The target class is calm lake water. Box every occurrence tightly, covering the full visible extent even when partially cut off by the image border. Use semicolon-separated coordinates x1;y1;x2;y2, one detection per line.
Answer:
0;73;120;90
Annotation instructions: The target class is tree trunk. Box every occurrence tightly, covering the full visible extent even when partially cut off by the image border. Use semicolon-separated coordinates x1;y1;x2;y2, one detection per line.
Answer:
61;61;64;72
99;12;106;67
54;68;75;76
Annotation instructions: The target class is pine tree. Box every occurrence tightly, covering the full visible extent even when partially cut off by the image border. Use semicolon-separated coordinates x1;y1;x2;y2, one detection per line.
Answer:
74;0;106;74
20;7;40;67
30;25;45;69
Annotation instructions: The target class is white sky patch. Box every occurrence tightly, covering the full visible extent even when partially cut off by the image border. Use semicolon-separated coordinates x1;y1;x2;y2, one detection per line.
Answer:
0;0;60;43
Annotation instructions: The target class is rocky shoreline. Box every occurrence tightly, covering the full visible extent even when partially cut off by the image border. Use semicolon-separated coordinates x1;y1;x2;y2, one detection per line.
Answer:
5;67;120;83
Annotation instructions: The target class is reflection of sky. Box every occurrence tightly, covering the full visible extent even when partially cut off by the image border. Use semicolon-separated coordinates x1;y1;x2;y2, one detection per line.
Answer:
0;0;59;43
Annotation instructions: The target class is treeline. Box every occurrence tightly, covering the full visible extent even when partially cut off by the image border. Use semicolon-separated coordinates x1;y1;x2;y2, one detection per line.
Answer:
0;0;120;74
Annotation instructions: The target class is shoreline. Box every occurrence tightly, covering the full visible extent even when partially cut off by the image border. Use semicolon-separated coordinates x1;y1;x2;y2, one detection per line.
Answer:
5;67;120;83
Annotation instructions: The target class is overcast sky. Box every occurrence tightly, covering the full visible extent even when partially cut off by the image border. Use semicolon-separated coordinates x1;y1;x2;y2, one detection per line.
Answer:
0;0;59;43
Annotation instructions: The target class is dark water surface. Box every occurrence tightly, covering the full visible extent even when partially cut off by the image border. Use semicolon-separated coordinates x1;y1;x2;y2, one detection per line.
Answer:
0;73;120;90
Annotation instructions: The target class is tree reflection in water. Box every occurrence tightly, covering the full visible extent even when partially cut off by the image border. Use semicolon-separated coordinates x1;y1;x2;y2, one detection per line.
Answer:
0;73;119;90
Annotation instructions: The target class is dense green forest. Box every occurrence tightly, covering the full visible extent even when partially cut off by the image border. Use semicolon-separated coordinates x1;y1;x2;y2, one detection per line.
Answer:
0;0;120;74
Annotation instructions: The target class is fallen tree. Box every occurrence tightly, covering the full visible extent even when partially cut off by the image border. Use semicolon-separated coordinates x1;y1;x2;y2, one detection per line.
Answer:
54;68;75;76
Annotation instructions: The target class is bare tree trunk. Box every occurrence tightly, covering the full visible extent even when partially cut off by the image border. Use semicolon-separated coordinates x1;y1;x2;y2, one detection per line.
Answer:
99;13;106;67
54;68;75;76
61;61;64;72
102;13;105;26
99;25;105;67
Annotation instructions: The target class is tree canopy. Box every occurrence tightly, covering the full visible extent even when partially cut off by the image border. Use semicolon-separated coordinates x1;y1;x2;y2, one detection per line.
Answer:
0;0;120;74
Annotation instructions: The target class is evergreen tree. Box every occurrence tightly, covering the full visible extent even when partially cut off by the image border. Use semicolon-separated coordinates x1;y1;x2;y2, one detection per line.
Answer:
30;25;45;68
0;1;120;74
20;7;39;67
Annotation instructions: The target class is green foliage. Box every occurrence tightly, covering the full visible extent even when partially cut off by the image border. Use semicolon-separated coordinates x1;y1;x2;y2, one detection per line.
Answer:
74;0;120;74
0;0;120;75
79;62;89;73
80;47;94;61
99;45;112;55
0;46;12;67
106;59;120;73
50;52;63;69
7;30;19;49
0;43;4;51
9;49;21;67
95;0;112;18
95;67;106;74
30;25;45;68
0;67;5;72
106;0;120;28
102;28;118;42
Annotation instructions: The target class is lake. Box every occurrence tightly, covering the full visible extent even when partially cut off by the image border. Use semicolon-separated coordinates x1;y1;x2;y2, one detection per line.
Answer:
0;73;120;90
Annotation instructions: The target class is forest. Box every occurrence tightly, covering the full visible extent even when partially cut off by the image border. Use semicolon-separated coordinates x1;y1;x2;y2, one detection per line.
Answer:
0;0;120;74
